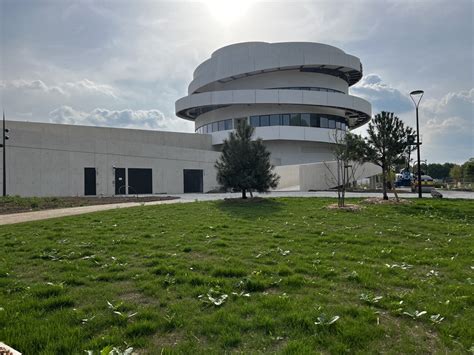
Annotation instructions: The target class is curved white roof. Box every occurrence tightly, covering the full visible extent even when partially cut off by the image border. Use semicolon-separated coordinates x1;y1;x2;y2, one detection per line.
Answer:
189;42;363;94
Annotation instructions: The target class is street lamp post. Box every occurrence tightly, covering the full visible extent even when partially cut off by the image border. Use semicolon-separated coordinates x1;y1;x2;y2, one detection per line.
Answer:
410;90;424;198
1;111;10;196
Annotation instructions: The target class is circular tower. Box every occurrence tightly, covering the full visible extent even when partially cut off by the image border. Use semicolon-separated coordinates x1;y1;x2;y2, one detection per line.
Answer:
175;42;371;166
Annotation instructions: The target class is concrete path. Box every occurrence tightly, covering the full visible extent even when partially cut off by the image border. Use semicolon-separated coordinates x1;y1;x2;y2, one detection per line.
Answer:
0;198;190;226
1;190;472;226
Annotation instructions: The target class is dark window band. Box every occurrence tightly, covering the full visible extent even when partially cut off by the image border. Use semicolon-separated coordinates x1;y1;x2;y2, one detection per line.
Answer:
249;113;347;130
269;87;344;94
195;113;347;133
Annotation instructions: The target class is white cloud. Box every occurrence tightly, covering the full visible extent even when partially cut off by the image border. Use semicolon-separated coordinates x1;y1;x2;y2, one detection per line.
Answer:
1;79;116;98
354;86;473;163
423;89;473;120
418;88;474;163
2;79;64;95
62;79;117;98
351;74;413;113
49;106;189;131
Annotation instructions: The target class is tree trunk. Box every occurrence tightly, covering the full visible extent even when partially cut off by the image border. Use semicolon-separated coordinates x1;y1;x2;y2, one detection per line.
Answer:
337;159;342;207
382;166;388;200
341;164;346;207
392;186;399;202
242;189;247;199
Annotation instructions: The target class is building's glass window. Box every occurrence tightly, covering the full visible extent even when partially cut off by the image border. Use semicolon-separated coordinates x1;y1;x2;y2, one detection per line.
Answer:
250;116;260;127
270;114;280;126
301;113;310;127
320;117;329;128
195;114;348;133
235;118;246;128
290;113;301;126
310;114;319;127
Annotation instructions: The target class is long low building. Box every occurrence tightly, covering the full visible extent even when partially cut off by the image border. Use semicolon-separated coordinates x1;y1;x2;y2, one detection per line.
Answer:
0;41;380;197
0;121;221;196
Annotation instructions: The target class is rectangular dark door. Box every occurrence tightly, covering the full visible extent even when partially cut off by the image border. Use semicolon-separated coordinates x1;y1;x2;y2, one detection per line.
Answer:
84;168;96;196
183;169;203;193
128;168;153;194
115;168;126;195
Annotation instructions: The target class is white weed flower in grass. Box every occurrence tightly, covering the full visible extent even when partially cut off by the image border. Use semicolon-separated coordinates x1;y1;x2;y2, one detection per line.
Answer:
315;314;340;325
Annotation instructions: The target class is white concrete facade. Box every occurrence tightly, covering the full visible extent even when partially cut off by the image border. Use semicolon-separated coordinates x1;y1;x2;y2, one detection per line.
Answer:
0;121;220;196
275;161;381;191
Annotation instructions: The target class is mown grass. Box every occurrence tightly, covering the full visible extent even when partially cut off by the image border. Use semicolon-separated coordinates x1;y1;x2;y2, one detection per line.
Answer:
0;195;176;214
0;198;472;354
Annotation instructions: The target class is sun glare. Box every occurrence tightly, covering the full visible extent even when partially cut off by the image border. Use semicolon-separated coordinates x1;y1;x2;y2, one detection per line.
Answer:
203;0;254;25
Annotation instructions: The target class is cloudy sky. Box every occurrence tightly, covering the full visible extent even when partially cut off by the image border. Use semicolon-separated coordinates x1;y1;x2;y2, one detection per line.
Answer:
1;0;472;163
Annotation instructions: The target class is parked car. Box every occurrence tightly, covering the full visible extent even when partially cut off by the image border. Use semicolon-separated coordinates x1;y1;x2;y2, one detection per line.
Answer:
411;175;434;192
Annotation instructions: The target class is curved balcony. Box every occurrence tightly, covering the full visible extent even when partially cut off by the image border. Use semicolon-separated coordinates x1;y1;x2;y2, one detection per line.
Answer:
175;89;371;128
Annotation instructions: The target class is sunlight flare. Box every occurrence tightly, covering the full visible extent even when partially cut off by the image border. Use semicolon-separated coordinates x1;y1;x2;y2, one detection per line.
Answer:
202;0;254;25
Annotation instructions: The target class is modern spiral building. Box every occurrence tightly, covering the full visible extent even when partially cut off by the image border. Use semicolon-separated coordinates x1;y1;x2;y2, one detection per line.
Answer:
0;42;379;197
176;42;372;166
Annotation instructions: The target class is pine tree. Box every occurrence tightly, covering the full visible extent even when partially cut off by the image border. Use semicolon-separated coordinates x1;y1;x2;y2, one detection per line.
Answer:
365;111;414;200
215;121;279;199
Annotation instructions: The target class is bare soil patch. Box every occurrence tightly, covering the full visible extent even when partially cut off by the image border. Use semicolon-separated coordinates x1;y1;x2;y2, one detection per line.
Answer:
362;197;411;205
326;203;364;211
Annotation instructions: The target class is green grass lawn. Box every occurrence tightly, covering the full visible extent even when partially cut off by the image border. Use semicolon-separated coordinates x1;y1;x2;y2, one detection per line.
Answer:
0;198;472;354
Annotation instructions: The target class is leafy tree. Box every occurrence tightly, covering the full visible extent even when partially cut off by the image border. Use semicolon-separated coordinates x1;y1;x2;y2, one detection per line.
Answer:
364;111;414;200
215;121;279;199
449;165;463;183
425;163;450;180
462;158;474;182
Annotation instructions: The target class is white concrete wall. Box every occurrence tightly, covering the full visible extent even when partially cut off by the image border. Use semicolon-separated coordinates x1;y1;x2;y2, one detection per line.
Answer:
0;121;221;197
263;140;335;166
211;127;342;151
299;161;381;190
274;161;381;191
274;164;300;190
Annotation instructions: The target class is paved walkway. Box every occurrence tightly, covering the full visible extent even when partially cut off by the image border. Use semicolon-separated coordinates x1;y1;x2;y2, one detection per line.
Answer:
1;190;472;226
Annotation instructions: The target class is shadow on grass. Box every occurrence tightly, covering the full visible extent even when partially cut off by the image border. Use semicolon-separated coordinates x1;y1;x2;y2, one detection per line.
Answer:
214;197;284;220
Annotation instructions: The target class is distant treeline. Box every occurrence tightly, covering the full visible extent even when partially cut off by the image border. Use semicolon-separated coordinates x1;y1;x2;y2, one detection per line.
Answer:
409;158;474;182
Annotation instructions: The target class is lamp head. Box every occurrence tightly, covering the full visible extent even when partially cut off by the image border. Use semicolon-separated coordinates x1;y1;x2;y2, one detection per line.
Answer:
410;90;424;107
